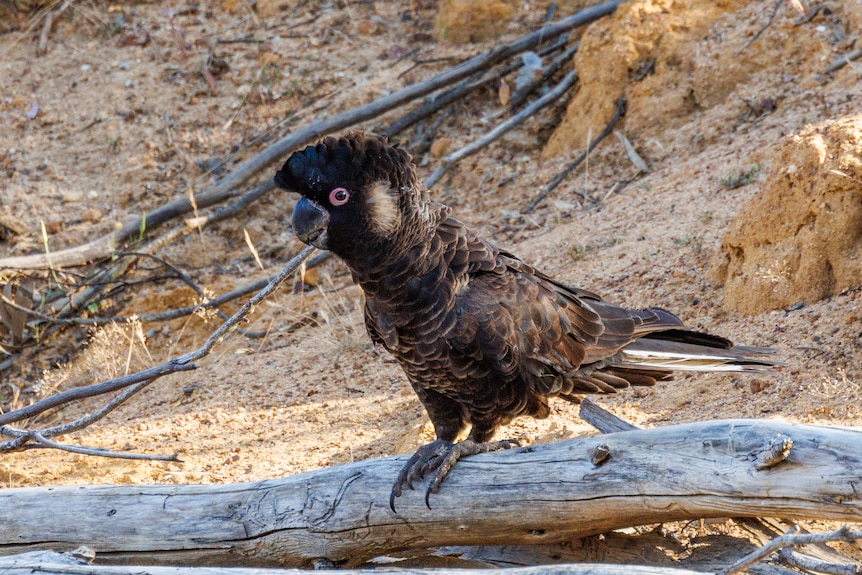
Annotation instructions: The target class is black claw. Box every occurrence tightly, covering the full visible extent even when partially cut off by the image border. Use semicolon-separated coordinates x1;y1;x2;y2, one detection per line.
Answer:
390;438;520;510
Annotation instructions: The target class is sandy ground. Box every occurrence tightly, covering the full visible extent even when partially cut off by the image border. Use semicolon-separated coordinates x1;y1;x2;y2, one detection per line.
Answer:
0;0;860;567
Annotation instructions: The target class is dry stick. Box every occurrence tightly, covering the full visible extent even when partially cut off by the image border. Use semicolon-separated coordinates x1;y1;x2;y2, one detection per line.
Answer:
36;11;55;55
822;46;862;75
778;548;862;575
32;431;179;461
383;34;570;139
383;71;485;138
718;526;862;575
0;379;154;452
36;0;71;56
508;40;580;110
0;0;624;272
424;69;579;189
734;0;786;57
0;245;315;430
0;361;196;429
524;95;627;213
579;397;638;433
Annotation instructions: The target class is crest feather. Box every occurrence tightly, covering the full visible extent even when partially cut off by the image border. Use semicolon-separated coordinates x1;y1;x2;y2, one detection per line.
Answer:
274;132;417;195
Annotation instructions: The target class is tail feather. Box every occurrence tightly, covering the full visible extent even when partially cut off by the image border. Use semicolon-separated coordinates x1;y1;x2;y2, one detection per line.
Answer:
618;338;780;374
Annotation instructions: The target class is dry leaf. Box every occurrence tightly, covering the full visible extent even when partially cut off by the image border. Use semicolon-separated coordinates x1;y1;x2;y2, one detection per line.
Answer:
499;78;511;106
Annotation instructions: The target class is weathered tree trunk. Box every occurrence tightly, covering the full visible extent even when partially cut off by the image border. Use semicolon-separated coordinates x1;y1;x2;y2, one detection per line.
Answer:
0;550;710;575
2;420;861;568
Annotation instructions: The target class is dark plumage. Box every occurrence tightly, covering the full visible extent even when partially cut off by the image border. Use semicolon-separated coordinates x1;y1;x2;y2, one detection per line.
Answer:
274;132;778;510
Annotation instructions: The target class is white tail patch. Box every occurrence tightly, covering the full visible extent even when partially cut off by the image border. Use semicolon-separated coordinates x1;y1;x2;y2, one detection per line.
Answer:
366;180;401;235
619;349;778;373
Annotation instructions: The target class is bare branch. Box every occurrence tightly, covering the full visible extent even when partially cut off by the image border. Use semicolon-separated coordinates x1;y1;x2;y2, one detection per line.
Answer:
0;379;152;452
424;69;579;189
718;526;862;575
579;397;639;433
778;548;862;575
23;431;178;461
822;46;862;76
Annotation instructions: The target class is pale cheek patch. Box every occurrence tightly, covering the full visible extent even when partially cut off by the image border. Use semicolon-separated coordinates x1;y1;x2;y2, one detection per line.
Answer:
365;180;401;235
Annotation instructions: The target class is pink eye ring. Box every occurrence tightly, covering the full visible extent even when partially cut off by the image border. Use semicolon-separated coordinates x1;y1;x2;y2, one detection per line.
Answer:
329;187;350;206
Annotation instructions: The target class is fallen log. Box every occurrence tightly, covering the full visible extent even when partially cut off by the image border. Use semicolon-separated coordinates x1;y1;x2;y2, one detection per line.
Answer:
2;419;861;568
0;550;710;575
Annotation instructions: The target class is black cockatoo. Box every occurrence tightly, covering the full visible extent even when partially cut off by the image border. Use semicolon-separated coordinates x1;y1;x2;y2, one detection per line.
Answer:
274;132;777;510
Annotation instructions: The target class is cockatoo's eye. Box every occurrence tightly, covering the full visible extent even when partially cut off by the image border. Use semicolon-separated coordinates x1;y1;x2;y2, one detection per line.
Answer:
329;187;350;206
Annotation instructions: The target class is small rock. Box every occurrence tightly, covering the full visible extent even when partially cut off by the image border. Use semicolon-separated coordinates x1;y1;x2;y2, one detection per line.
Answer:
356;18;382;35
430;137;451;158
44;220;63;234
750;379;768;393
81;208;102;223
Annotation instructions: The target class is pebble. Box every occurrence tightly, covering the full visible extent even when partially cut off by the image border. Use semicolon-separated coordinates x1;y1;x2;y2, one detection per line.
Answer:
81;208;102;223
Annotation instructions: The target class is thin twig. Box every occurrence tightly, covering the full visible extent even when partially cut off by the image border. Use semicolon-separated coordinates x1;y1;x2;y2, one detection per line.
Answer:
36;0;71;56
822;46;862;75
37;11;55;55
21;430;178;461
216;35;264;44
613;130;648;173
398;56;459;80
795;2;825;25
424;69;579;188
718;526;862;575
734;0;785;57
524;94;627;213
